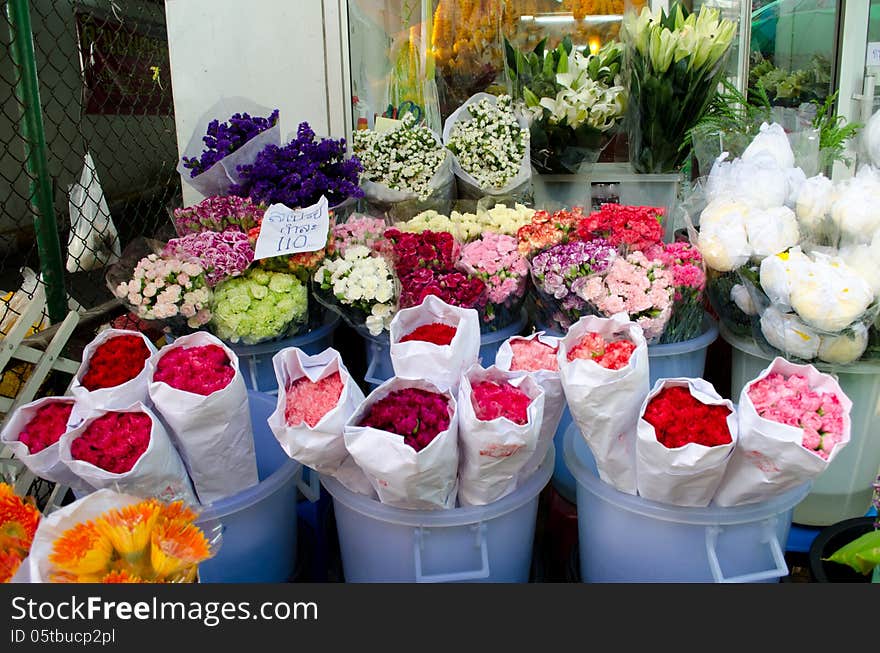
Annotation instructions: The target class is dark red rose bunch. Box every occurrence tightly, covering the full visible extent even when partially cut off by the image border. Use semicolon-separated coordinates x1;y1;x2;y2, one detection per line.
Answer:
643;386;732;449
399;322;458;346
81;335;152;391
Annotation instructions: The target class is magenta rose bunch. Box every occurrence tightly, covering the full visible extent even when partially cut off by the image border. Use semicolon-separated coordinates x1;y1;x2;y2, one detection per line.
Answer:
153;344;235;396
69;411;152;474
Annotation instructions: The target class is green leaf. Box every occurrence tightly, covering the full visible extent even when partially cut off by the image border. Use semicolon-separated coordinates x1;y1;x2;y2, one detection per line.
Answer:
823;530;880;575
543;49;557;79
561;35;573;56
533;37;547;60
523;86;541;108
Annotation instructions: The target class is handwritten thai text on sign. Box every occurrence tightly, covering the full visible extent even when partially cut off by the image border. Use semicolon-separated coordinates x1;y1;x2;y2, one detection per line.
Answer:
254;196;329;260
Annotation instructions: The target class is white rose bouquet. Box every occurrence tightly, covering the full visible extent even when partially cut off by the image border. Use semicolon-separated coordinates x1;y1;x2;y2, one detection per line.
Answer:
395;203;535;243
313;245;399;337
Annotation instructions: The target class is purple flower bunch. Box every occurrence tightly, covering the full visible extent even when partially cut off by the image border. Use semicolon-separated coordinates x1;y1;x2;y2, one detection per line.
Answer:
162;230;255;287
230;122;364;209
172;195;265;236
181;109;280;177
530;238;617;329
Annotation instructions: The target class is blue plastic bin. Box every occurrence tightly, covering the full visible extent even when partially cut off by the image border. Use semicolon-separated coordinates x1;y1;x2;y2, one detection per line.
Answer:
196;391;309;583
321;447;554;583
364;311;527;389
647;314;718;388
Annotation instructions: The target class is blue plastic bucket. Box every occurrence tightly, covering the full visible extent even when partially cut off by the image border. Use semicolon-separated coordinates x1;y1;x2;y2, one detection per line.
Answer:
320;447;554;582
196;391;306;583
647;314;718;388
364;311;527;389
563;424;811;583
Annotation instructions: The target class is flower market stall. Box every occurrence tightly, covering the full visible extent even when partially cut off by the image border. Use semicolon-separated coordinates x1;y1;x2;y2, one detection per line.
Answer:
5;0;880;587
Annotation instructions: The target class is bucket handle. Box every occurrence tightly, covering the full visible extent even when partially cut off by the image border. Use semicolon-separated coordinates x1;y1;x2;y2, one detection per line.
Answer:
705;517;788;584
295;465;321;503
413;522;490;583
364;341;387;388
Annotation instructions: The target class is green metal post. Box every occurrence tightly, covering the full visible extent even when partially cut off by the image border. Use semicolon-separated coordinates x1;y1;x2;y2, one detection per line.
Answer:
7;0;67;323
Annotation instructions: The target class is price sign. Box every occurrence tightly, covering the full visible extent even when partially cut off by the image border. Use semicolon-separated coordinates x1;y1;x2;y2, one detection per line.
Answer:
254;196;330;260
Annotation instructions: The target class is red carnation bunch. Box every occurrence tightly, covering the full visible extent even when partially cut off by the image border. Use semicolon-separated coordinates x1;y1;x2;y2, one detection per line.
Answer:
471;380;532;425
567;332;636;370
17;400;74;454
359;388;451;452
576;204;664;252
70;411;152;473
153;344;234;396
643;386;732;449
81;335;151;391
400;322;458;346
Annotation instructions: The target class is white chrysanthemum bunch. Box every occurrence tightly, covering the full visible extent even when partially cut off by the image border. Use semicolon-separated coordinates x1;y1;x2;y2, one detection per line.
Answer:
446;95;528;190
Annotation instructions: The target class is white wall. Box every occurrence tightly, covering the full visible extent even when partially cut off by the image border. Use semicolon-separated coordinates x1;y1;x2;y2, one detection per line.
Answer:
165;0;349;207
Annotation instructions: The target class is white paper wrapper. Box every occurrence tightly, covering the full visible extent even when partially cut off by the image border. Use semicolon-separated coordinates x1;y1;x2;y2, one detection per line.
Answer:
389;295;480;393
59;402;197;505
148;332;257;505
456;365;545;506
176;97;281;199
558;314;649;495
636;378;738;508
69;328;157;412
0;397;93;495
714;357;852;507
268;346;365;477
494;332;565;481
442;92;532;200
344;377;459;510
19;489;144;583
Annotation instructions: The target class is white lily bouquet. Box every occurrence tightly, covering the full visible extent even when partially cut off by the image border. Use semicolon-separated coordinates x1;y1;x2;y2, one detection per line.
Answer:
443;93;531;200
354;112;454;212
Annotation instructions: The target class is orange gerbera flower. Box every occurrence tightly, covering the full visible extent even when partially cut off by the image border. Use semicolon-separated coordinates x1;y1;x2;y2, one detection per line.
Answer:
94;500;162;560
150;520;211;580
158;500;198;525
0;549;25;583
0;483;40;556
49;521;115;576
101;570;144;583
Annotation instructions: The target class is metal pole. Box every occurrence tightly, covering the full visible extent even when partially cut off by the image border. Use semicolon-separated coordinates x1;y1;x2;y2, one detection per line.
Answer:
7;0;67;324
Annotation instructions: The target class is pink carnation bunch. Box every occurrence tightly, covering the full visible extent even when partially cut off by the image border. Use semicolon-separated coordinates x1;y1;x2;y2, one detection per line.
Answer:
153;345;235;396
333;216;392;257
576;251;674;343
509;338;559;372
162;230;254;287
285;372;345;427
567;332;636;370
17;400;74;454
359;388;451;452
70;412;152;473
458;234;529;325
471;380;532;425
747;372;846;460
172;195;265;236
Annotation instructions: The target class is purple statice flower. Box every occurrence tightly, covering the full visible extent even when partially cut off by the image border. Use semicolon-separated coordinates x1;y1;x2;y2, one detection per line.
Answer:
182;109;280;177
229;122;364;209
163;230;255;287
172;195;266;236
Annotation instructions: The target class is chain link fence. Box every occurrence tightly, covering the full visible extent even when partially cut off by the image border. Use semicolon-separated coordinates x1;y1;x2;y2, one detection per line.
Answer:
1;0;181;415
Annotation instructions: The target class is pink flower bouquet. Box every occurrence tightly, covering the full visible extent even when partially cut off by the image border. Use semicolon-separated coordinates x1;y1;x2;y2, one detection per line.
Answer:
576;250;675;344
457;366;545;506
148;332;256;505
457;233;529;329
566;332;637;371
344;378;459;509
0;397;89;492
268;347;366;480
59;403;196;504
715;357;853;507
495;333;566;483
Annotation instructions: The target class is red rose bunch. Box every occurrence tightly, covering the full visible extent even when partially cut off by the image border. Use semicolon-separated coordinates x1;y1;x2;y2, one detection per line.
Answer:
399;322;458;346
576;204;664;252
359;388;451;452
17;400;74;454
385;228;460;275
70;411;152;473
471;380;532;425
643;386;732;449
567;332;636;370
81;335;151;391
153;344;235;396
398;268;486;310
516;208;585;258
